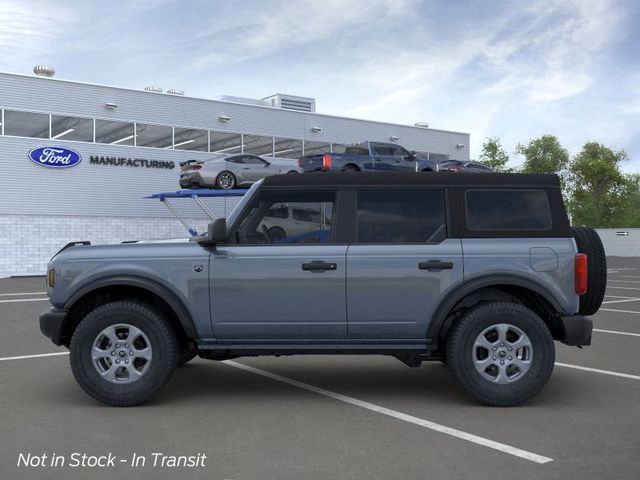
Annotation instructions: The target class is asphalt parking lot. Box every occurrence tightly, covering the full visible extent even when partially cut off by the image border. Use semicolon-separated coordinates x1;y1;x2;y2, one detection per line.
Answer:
1;257;640;480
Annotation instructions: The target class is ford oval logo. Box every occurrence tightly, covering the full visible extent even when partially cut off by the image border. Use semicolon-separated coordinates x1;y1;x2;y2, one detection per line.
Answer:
28;146;82;168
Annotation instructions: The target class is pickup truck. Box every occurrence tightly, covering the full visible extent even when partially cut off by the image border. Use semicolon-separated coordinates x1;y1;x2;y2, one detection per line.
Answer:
298;141;438;173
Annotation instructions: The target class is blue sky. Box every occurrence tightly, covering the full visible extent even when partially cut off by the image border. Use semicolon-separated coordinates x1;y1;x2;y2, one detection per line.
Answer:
1;0;639;171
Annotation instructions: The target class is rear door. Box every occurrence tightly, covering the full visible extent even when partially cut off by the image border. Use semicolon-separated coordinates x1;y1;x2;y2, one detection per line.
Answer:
346;188;463;339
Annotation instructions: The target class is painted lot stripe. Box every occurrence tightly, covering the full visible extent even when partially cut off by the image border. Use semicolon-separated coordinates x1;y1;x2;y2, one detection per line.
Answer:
601;308;640;314
606;286;640;291
608;280;640;284
617;275;640;279
0;298;49;304
593;328;640;338
0;292;46;296
602;298;640;305
556;362;640;381
0;352;68;362
223;360;553;464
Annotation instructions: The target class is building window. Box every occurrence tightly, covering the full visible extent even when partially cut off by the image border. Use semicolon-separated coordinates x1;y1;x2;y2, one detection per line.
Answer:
95;119;135;145
3;110;49;138
50;115;93;142
304;140;331;156
210;131;243;154
244;134;274;156
135;123;173;149
331;143;348;154
273;137;303;158
173;127;208;151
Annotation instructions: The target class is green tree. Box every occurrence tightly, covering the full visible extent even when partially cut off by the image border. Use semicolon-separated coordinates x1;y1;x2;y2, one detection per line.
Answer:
516;134;569;174
567;142;629;227
620;174;640;227
478;137;512;172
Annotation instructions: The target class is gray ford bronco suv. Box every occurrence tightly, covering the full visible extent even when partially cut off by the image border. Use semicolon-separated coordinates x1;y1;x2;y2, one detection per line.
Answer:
39;172;606;407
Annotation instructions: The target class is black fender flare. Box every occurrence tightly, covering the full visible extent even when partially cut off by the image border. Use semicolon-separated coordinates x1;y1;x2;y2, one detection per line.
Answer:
64;276;197;339
426;274;564;343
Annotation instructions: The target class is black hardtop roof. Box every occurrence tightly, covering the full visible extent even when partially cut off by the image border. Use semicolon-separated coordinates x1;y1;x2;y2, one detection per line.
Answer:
263;172;561;188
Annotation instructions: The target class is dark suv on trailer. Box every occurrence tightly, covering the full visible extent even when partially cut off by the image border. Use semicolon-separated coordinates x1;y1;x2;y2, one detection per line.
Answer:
40;173;606;407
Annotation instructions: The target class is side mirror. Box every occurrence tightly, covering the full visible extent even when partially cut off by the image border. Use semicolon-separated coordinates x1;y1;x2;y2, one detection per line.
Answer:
405;151;417;161
192;218;227;245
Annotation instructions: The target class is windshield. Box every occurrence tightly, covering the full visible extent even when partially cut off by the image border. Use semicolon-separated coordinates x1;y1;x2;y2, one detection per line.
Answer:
226;180;263;229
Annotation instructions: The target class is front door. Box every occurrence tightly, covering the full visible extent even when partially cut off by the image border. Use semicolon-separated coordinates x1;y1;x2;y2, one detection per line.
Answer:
210;188;347;339
346;188;463;338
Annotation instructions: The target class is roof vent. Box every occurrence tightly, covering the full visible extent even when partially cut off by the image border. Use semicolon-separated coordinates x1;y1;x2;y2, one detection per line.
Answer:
144;85;163;93
262;94;316;112
33;65;55;77
167;88;184;96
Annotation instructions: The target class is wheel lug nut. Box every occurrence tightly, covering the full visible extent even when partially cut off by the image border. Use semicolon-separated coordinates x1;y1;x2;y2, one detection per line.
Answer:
492;347;497;351
508;356;513;360
508;347;513;351
500;360;505;365
116;344;120;348
125;359;129;364
492;356;497;360
111;351;115;356
125;344;129;348
129;351;134;356
500;342;505;347
116;359;120;364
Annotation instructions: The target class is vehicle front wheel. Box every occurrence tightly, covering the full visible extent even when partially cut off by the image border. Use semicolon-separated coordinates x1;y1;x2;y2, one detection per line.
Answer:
69;301;179;407
215;171;236;190
446;302;554;406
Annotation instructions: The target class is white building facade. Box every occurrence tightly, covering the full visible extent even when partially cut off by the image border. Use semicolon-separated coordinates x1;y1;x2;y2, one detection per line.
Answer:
0;71;470;277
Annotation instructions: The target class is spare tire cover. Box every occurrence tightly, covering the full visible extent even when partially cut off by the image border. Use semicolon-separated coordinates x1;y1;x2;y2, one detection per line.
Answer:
572;226;607;315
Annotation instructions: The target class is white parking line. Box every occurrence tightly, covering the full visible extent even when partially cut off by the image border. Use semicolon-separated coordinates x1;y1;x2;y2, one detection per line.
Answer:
608;279;640;284
556;363;640;381
616;275;640;279
0;298;49;304
600;308;640;314
0;292;47;296
0;352;69;362
223;360;553;464
593;328;640;338
606;285;640;291
602;298;640;305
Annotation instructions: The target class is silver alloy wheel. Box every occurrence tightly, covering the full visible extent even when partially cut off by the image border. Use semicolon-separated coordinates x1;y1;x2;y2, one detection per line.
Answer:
91;324;153;384
472;323;533;384
217;172;234;189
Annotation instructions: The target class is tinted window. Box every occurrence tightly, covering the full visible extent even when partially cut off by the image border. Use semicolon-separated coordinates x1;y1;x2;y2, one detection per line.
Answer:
227;156;244;164
356;189;446;243
51;115;93;142
136;123;172;148
95;119;134;145
173;127;208;151
210;131;242;154
4;110;49;138
236;191;335;244
345;147;369;156
466;190;551;230
243;155;267;165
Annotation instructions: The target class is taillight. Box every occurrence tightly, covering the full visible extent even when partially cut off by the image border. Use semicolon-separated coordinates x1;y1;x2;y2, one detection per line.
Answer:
575;253;588;295
322;154;331;170
297;159;301;168
192;164;202;170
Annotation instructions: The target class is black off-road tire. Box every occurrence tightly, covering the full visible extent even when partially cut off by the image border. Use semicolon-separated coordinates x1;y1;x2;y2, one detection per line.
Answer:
572;226;607;315
446;302;555;407
69;301;179;407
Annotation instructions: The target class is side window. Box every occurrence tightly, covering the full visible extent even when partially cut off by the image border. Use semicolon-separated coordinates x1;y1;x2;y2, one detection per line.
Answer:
390;145;408;157
243;155;267;165
373;145;393;156
235;191;335;244
465;190;552;230
356;189;446;243
227;156;243;164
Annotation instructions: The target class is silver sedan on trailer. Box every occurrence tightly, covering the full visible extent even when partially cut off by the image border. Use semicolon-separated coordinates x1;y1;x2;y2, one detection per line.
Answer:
179;154;301;190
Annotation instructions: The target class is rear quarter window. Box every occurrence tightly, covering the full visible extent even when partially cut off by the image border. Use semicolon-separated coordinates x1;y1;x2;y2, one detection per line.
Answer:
465;189;551;230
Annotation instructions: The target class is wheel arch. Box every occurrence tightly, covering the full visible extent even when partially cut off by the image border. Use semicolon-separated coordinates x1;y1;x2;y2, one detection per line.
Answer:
341;163;361;171
427;275;563;349
61;276;197;347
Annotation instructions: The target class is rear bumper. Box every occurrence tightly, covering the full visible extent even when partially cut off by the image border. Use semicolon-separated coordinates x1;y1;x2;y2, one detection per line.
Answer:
39;307;68;346
558;314;593;346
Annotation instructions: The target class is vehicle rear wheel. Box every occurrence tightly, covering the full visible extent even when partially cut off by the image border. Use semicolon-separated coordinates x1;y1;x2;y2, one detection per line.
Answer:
69;301;178;407
572;226;607;315
268;226;287;241
446;302;555;406
287;170;298;174
342;165;359;172
215;171;236;190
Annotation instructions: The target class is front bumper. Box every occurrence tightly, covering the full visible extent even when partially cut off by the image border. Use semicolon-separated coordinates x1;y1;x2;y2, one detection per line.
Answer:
558;314;593;346
39;307;68;346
